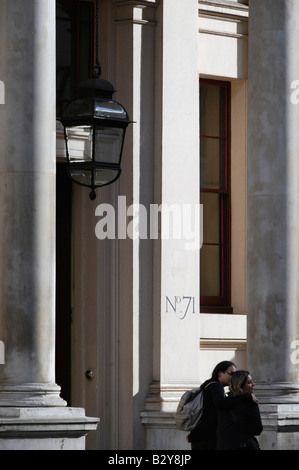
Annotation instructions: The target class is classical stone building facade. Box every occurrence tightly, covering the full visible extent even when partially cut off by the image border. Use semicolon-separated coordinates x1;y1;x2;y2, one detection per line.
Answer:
0;0;299;450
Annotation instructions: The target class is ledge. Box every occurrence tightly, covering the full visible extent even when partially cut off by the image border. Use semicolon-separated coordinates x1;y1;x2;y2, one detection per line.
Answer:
0;407;99;448
199;0;249;19
140;410;178;429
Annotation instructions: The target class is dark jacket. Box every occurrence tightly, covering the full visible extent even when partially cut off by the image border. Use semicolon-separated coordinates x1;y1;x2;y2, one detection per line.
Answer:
216;396;263;450
188;381;252;447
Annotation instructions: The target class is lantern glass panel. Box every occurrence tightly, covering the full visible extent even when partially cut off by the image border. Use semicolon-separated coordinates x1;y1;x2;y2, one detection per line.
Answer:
95;100;128;120
65;126;93;162
63;97;128;120
69;168;92;186
94;168;120;186
95;127;124;164
64;98;94;117
68;168;120;187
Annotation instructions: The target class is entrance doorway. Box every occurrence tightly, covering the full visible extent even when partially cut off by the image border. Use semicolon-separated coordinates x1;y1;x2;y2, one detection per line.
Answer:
55;163;72;404
55;163;101;449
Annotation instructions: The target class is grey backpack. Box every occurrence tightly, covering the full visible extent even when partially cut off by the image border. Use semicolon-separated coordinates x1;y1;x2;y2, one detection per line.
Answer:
174;381;216;431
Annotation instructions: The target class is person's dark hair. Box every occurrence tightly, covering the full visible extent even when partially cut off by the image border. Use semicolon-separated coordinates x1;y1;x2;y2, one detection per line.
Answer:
200;361;236;389
211;361;236;381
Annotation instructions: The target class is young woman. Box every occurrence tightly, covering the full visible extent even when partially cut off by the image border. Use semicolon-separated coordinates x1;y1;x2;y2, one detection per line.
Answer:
216;370;263;450
187;361;255;450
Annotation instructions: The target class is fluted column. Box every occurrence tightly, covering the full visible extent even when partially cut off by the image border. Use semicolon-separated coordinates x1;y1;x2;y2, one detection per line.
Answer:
247;0;299;449
0;0;64;406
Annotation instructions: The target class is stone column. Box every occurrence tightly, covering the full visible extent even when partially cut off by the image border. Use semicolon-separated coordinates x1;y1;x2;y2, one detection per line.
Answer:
0;0;62;408
139;0;200;450
0;0;98;449
157;0;200;408
247;0;299;450
113;0;159;449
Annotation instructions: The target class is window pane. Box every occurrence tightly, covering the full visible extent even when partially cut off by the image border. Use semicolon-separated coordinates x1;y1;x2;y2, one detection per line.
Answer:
200;138;225;190
200;193;220;244
200;85;220;137
200;245;220;296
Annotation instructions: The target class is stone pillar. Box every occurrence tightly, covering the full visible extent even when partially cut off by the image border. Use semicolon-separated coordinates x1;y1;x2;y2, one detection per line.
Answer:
0;0;98;449
113;0;160;449
157;0;200;408
139;0;200;450
247;0;299;450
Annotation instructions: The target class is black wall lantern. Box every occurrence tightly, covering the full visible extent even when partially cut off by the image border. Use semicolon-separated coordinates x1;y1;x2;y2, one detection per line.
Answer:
59;78;130;200
59;1;131;200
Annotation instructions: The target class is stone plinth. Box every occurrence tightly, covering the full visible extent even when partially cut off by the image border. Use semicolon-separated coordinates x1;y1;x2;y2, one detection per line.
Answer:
0;407;99;450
